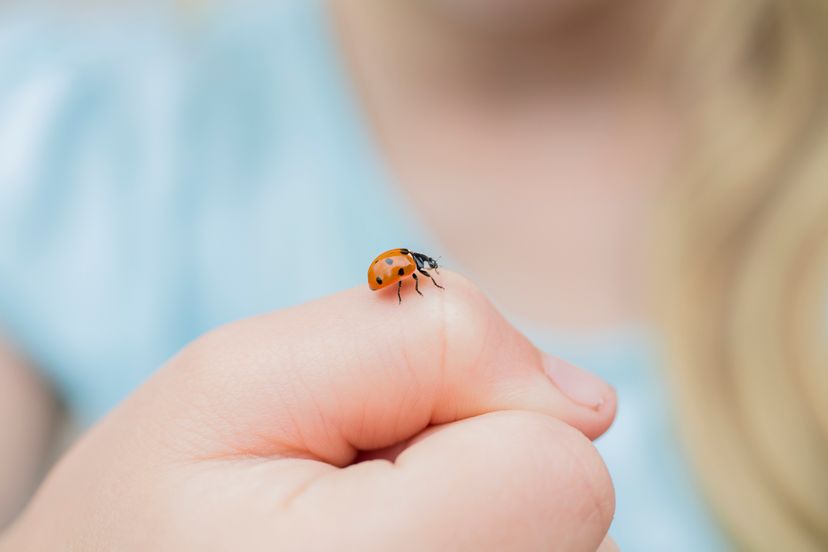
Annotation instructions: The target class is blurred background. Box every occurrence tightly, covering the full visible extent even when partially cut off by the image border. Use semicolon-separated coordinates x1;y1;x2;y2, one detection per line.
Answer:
1;1;827;550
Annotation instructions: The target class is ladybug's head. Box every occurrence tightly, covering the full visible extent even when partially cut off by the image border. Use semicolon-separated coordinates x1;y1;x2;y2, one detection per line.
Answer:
411;251;441;273
424;255;440;272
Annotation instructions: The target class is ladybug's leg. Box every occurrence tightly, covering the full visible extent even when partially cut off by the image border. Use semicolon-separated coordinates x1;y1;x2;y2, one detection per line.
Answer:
412;273;424;296
418;268;445;290
397;281;402;304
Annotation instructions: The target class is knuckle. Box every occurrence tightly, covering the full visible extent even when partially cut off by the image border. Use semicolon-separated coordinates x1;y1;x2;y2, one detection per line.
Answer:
408;273;500;408
495;413;615;532
469;412;615;533
432;274;499;366
549;419;616;530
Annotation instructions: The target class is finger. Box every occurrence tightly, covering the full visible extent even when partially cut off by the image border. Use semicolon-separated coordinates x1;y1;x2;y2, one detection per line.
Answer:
282;412;615;551
138;270;616;463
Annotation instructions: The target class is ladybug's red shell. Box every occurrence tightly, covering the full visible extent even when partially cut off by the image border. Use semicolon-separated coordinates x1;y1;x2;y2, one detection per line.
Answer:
368;248;416;290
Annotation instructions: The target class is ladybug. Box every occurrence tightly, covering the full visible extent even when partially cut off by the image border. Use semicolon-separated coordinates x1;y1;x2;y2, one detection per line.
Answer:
368;248;444;303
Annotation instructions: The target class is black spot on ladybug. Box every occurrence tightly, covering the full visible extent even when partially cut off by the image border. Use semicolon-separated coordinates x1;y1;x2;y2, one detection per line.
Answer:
397;267;405;276
376;277;383;285
400;248;409;255
385;258;394;265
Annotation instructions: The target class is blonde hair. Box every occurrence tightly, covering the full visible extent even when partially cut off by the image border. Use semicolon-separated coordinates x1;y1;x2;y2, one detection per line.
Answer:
653;1;828;549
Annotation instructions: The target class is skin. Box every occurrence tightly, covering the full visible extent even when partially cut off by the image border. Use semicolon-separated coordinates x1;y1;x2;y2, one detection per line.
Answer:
1;272;618;550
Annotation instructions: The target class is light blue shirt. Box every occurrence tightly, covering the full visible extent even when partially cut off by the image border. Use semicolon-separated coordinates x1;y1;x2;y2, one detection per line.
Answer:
0;1;726;549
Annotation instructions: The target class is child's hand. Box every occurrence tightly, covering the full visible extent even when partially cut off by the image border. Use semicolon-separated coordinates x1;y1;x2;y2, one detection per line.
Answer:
1;272;618;551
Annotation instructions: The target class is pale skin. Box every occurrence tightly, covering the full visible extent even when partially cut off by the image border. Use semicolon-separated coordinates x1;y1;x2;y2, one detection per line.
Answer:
0;0;677;548
1;273;618;550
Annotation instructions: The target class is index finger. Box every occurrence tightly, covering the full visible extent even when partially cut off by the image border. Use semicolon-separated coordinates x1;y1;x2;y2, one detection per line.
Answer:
141;270;616;464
